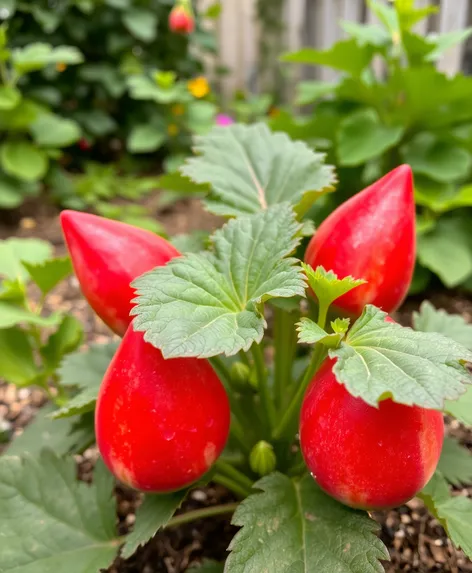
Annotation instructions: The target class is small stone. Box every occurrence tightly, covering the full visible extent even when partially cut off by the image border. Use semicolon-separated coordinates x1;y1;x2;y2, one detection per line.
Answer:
400;514;411;524
191;489;207;502
125;513;136;526
17;388;30;400
20;217;36;230
4;385;17;404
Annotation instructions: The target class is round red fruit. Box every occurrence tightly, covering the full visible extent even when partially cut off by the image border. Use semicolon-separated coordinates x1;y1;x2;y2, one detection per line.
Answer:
96;327;230;492
300;358;444;510
169;5;194;34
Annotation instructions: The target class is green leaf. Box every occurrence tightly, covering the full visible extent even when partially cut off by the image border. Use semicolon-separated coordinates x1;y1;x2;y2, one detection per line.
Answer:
22;256;72;295
331;305;472;409
296;318;344;349
438;437;472;486
53;342;118;418
0;237;52;282
0;450;119;571
0;176;41;209
294;80;338;106
0;327;38;385
132;205;306;358
127;124;166;153
225;472;388;573
40;315;84;372
12;43;83;73
0;85;21;110
337;109;404;167
75;109;117;137
188;561;224;573
1;140;49;182
417;216;472;287
421;471;450;507
0;302;61;329
401;133;472;182
436;496;472;558
302;264;366;309
446;387;472;426
340;21;390;47
413;301;472;350
122;9;158;42
158;171;210;196
30;114;81;147
182;123;335;218
171;231;210;254
426;28;472;62
121;491;187;558
281;39;374;76
7;404;95;457
186;101;217;135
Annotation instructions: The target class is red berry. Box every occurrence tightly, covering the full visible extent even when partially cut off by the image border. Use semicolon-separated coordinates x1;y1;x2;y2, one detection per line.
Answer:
168;5;194;34
60;210;180;336
300;358;444;510
96;327;230;492
305;165;416;316
78;137;91;151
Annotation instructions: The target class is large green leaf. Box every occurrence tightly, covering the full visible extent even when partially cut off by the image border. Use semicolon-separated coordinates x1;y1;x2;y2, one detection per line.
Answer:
0;327;37;385
122;9;158;42
1;140;49;182
331;305;472;410
281;39;373;76
30;114;81;147
437;437;472;486
225;472;388;573
12;43;83;73
181;123;335;217
132;205;306;358
413;301;472;349
127;124;166;153
446;387;472;426
0;451;119;572
0;237;52;282
337;109;404;166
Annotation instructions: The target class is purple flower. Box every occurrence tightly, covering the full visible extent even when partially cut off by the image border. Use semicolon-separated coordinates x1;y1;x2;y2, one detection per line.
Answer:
216;113;234;127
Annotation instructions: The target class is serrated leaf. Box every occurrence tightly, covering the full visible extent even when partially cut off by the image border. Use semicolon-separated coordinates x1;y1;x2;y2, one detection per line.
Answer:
0;327;38;386
331;305;472;409
421;472;451;508
40;315;84;372
302;264;366;308
0;450;119;572
225;472;388;573
436;496;472;558
446;387;472;426
22;256;72;295
0;238;52;282
121;491;187;558
296;318;344;348
438;437;472;486
54;342;119;418
171;231;210;254
181;123;335;218
132;206;306;358
0;301;61;329
413;301;472;350
331;318;350;334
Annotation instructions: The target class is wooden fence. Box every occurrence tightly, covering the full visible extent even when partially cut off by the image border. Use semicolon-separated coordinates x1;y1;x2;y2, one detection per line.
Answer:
200;0;472;97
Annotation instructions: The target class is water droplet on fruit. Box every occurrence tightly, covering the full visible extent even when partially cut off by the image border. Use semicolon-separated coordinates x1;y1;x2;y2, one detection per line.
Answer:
163;429;176;441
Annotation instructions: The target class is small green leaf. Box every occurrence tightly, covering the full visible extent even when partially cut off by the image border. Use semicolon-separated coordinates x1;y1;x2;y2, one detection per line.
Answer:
438;437;472;486
132;205;306;358
331;305;472;409
182;123;335;218
436;496;472;558
281;39;374;76
340;21;390;47
22;256;72;295
121;491;187;558
1;140;49;182
421;471;450;507
426;28;472;62
55;342;119;418
0;327;38;386
171;231;210;254
40;315;84;372
446;387;472;426
0;85;21;110
302;264;366;308
30;114;81;147
12;43;83;73
225;472;388;573
296;318;344;349
413;301;472;349
338;109;405;167
0;237;52;282
331;317;350;334
122;9;158;42
0;451;119;571
295;80;339;106
127;124;166;153
0;302;61;329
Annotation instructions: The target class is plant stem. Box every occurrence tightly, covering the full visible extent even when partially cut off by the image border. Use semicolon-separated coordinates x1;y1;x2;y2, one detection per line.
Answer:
166;502;240;529
209;355;232;389
230;415;251;455
273;307;297;409
238;349;251;367
251;343;276;432
214;459;254;491
213;475;252;499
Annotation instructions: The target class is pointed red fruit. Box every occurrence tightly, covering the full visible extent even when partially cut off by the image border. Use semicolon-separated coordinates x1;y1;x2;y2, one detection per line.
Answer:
60;211;180;336
300;358;444;510
96;327;230;492
305;165;416;316
169;4;195;34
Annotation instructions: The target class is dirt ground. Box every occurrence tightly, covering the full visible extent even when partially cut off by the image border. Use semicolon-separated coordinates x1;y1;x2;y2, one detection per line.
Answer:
1;198;471;572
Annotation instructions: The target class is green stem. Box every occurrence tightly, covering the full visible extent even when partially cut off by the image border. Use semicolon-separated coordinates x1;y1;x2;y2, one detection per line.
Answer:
209;355;232;389
214;459;254;491
166;502;240;528
213;475;252;499
230;415;251;455
251;343;276;432
238;349;251;368
273;307;297;409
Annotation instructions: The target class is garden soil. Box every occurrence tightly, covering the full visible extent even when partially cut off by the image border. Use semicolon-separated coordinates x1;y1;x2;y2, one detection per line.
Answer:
1;198;471;573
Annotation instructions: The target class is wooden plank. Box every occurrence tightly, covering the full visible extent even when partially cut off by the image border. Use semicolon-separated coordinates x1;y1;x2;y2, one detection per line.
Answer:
318;0;342;81
284;0;307;98
340;0;363;31
437;0;469;75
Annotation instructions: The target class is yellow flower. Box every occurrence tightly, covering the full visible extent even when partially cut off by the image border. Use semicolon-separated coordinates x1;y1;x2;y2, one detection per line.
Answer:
187;76;210;99
167;123;179;136
56;62;67;72
171;103;185;116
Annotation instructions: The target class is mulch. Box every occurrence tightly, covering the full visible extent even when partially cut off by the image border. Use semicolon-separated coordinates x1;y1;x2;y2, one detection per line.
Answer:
1;199;471;572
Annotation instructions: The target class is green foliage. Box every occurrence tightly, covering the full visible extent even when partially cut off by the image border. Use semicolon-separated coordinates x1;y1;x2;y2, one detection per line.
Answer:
437;437;472;487
280;1;472;290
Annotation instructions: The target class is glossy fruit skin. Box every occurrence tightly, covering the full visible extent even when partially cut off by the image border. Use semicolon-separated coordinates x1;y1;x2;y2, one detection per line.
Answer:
60;210;180;336
305;165;416;316
96;327;231;492
300;358;444;510
168;5;194;34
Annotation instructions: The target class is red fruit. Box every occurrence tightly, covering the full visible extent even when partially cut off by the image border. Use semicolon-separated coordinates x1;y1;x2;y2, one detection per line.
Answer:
96;326;230;492
300;358;444;510
305;165;415;316
168;4;194;34
60;210;180;336
78;137;91;151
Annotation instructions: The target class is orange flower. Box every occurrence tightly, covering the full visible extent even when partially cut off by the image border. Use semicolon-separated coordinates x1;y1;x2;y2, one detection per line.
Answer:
187;76;210;99
56;62;67;72
167;123;179;136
